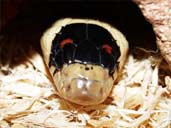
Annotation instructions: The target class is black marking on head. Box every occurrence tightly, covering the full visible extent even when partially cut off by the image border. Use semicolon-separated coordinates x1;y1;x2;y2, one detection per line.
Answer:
85;67;90;71
49;23;121;75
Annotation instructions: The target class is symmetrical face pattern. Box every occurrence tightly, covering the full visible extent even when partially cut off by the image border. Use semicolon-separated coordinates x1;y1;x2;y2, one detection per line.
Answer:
49;23;120;75
45;22;124;105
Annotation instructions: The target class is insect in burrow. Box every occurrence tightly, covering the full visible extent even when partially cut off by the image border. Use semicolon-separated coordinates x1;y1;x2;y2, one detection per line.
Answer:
41;18;129;105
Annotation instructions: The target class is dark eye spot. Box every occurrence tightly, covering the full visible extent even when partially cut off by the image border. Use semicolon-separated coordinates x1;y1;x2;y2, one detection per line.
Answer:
85;67;90;70
60;38;73;48
102;44;112;54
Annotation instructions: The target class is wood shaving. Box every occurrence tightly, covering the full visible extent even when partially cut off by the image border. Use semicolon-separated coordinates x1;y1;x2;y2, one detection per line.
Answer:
0;49;171;128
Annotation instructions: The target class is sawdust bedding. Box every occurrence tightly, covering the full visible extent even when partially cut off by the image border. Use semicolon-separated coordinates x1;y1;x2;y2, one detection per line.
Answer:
0;48;171;128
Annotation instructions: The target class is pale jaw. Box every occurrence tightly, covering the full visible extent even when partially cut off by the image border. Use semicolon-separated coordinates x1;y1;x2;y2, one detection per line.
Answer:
53;63;113;105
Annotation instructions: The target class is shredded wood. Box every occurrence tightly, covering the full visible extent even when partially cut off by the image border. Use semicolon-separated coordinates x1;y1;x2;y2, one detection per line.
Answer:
0;49;171;128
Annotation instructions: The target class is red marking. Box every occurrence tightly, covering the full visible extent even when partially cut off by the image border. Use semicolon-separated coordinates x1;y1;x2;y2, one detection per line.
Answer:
60;38;73;48
102;44;112;54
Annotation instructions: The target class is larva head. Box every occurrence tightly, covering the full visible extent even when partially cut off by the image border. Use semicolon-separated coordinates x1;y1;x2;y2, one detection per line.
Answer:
41;18;129;105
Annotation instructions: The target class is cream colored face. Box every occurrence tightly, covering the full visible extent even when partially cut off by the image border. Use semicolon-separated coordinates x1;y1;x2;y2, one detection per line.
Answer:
41;18;129;106
53;63;113;105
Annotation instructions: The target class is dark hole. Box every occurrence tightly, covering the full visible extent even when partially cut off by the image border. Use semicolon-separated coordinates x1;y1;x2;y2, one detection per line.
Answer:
0;0;156;67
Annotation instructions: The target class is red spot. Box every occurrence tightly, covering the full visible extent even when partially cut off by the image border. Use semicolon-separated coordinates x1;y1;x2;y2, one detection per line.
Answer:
60;38;73;48
102;44;112;54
